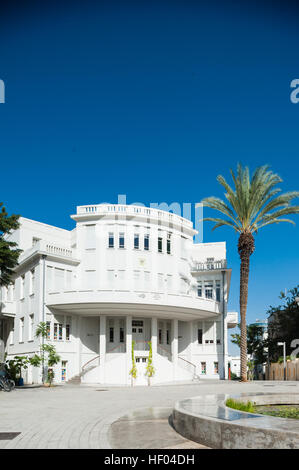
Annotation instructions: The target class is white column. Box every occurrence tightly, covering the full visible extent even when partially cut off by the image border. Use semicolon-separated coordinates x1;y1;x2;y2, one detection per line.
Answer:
99;315;106;363
126;315;132;385
151;317;158;364
99;315;106;383
76;316;82;375
188;321;193;363
172;319;178;380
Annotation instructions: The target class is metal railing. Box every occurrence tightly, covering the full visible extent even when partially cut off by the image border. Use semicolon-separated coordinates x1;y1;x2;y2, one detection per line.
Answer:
81;355;101;374
134;340;150;352
106;343;126;354
192;259;227;271
178;356;198;379
157;344;172;361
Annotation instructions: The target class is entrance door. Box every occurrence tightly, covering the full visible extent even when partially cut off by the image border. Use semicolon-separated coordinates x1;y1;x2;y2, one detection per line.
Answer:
135;356;148;386
132;320;145;350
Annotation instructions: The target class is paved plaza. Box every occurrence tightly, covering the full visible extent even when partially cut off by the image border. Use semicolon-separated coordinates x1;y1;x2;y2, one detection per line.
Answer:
0;381;298;449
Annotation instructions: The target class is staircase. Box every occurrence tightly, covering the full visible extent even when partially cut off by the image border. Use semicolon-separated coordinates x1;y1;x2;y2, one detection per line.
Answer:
65;355;100;385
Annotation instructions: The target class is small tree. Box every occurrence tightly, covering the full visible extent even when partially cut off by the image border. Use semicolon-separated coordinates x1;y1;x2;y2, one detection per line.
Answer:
35;322;61;385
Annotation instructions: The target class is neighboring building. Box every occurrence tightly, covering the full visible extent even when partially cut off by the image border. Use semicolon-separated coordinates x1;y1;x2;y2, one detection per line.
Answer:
0;203;237;385
228;356;241;377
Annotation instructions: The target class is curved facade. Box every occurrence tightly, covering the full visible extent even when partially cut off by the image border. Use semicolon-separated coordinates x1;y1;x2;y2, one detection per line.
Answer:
0;204;237;385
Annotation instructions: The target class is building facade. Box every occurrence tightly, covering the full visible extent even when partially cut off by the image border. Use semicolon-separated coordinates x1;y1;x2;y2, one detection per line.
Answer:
0;203;237;385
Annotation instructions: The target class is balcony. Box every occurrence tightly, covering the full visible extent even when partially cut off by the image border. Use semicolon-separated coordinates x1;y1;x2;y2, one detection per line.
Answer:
18;240;80;266
191;259;227;272
73;203;195;232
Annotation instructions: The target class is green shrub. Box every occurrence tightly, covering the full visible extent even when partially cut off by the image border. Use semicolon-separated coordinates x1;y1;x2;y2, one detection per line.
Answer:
226;398;256;413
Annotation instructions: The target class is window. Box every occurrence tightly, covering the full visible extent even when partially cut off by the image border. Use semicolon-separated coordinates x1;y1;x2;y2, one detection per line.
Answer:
201;362;206;375
204;281;213;299
216;322;221;345
54;268;64;292
46;321;51;340
158;237;163;253
119;232;125;249
84;270;96;289
214;362;219;374
204;321;214;344
61;361;67;382
109;327;114;343
47;266;54;291
8;282;14;302
20;275;25;299
158;273;164;292
32;237;40;246
134;233;139;249
144;234;149;251
30;269;35;295
181;236;187;258
133;270;141;290
118;270;125;288
9;325;14;345
120;327;124;343
158;329;163;344
132;320;143;327
54;323;63;341
166;328;170;345
166;274;173;293
167;233;171;254
85;224;96;249
216;280;221;302
19;317;24;342
29;314;34;341
66;317;71;341
197;329;203;344
66;271;72;290
197;281;202;297
108;232;114;248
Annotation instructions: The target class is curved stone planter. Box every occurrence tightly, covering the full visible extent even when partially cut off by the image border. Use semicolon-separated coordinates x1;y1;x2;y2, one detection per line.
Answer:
172;392;299;449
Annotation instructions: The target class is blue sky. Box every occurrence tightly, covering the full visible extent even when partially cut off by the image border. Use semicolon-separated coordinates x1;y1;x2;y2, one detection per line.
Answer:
1;1;299;354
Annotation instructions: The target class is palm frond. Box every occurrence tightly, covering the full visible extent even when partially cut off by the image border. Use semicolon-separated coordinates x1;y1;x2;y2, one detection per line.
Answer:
201;217;240;232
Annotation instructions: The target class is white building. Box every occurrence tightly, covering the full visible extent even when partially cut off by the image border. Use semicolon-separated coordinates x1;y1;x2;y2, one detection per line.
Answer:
0;203;237;385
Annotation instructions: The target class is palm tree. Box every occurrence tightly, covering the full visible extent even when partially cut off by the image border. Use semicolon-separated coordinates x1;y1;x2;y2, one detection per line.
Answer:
202;164;299;381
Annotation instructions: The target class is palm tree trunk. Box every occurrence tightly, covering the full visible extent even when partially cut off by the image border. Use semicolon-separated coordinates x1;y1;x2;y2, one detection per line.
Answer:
238;232;255;382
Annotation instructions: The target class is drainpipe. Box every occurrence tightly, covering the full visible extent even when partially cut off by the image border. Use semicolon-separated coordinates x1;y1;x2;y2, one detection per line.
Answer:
41;254;47;383
221;270;226;380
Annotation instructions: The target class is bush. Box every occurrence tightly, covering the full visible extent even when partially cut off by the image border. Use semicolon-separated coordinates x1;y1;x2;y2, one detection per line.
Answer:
226;398;256;413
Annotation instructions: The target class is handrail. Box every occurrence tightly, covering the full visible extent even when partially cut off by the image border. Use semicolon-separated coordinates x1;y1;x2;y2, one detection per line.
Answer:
82;355;100;371
107;343;126;353
178;356;198;379
157;344;172;361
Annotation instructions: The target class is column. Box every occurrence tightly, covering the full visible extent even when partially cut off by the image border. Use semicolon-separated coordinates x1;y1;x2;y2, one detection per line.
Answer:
151;317;158;364
126;315;132;385
76;316;82;375
188;321;193;363
99;315;106;363
171;319;178;380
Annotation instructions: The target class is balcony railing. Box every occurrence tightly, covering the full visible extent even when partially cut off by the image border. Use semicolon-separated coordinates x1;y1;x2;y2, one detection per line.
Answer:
19;240;76;264
76;204;193;228
192;259;227;271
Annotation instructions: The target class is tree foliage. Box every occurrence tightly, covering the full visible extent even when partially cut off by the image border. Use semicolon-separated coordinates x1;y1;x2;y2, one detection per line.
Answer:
267;285;299;362
0;202;21;286
231;323;268;365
